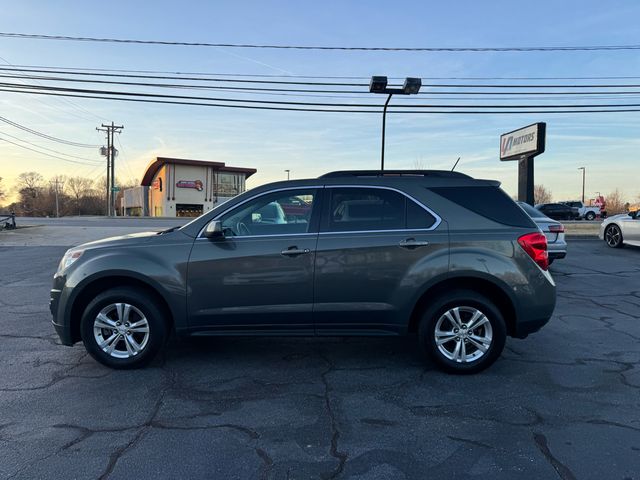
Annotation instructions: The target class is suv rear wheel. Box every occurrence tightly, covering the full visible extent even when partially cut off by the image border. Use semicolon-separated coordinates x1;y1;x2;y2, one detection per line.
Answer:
419;290;506;374
80;287;168;369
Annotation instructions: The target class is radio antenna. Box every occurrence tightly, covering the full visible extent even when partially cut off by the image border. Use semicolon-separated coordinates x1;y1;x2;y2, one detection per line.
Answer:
451;157;461;171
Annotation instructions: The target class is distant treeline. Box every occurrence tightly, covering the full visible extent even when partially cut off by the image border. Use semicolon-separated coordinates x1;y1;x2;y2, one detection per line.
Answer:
0;172;137;217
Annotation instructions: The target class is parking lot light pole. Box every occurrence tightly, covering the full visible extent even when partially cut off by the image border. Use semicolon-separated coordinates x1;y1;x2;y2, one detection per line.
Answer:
578;167;586;203
285;169;290;180
369;76;422;171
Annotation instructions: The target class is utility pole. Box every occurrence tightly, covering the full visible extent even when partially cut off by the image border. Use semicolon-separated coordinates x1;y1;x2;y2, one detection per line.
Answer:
578;167;586;203
49;178;64;218
97;122;124;216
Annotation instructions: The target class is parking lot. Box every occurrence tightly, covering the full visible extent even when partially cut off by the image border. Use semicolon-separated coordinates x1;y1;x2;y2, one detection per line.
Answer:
1;236;639;479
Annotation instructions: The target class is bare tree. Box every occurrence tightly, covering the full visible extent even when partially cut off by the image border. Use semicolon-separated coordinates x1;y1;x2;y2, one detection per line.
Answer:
0;176;5;202
67;176;94;215
534;185;552;205
16;172;43;197
14;172;44;216
605;189;628;215
413;157;426;170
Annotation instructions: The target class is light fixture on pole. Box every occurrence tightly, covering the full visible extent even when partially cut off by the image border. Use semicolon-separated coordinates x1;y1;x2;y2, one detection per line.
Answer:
578;167;586;203
285;169;290;180
369;76;422;171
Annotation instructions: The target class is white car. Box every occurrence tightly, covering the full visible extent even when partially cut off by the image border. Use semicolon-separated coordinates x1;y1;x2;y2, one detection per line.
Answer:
518;202;567;264
599;211;640;248
561;201;600;221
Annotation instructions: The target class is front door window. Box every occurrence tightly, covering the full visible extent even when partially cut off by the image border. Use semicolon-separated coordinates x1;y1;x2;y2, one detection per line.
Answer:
220;189;317;236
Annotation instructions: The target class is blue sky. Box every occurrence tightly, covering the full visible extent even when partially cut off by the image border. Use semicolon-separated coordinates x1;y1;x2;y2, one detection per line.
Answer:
1;0;639;203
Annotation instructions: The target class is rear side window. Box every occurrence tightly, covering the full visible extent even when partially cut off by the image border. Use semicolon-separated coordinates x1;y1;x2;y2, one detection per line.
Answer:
430;186;535;228
407;199;436;228
324;187;437;232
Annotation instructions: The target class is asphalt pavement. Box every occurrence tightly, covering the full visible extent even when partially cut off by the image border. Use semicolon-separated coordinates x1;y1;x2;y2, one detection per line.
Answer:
0;238;639;479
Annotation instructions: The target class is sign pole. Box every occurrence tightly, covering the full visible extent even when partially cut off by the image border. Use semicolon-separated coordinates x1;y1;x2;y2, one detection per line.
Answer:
518;156;535;205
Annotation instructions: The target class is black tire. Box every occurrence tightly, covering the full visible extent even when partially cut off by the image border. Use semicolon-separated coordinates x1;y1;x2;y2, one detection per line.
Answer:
604;224;624;249
585;211;596;221
418;289;507;374
80;287;168;369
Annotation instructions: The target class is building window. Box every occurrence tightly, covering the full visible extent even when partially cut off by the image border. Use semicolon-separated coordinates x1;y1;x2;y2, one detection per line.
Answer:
176;204;204;217
214;173;243;196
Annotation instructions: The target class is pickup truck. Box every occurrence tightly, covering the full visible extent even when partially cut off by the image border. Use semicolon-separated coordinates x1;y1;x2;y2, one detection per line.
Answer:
560;201;600;221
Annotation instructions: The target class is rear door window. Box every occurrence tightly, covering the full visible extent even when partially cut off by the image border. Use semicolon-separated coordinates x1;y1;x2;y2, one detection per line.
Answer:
322;187;437;232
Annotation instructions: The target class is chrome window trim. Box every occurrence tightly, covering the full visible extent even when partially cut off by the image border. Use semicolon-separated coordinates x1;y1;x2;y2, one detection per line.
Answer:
198;232;318;241
196;183;443;239
323;184;442;232
197;185;324;238
318;228;442;236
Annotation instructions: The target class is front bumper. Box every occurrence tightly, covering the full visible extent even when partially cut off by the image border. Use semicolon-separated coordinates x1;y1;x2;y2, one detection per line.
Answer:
513;316;551;338
50;283;74;346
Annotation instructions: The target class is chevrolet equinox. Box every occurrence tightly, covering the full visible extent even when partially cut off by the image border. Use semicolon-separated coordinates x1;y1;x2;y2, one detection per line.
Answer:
51;170;556;373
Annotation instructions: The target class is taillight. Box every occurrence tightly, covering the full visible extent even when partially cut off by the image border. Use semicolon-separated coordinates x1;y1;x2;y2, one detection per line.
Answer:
548;224;565;233
518;232;549;271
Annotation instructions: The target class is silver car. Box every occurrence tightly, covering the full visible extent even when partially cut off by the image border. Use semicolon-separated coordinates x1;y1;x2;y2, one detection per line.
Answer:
518;202;567;264
600;211;640;248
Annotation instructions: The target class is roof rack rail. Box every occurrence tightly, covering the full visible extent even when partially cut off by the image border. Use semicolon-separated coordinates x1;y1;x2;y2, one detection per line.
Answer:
319;170;471;179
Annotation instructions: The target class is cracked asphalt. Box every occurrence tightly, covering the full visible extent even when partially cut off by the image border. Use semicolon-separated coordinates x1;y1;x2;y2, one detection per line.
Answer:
1;239;639;479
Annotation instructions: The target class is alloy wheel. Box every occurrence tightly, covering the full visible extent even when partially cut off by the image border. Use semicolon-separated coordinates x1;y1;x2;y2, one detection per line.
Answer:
93;303;150;359
605;225;621;247
434;306;493;363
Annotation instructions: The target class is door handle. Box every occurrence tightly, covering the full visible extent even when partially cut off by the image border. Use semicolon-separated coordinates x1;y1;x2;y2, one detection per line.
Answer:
281;247;311;257
399;238;430;249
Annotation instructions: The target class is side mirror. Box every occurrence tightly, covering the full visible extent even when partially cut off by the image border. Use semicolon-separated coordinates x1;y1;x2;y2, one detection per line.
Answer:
203;220;224;239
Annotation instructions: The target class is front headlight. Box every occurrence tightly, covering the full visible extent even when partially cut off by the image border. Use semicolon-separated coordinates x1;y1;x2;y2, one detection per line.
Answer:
58;249;84;272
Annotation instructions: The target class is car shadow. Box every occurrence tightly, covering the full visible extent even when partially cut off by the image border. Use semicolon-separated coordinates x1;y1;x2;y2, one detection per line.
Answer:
158;334;429;370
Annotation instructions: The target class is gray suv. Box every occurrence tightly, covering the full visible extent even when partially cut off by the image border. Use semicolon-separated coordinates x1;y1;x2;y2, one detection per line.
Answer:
51;170;556;373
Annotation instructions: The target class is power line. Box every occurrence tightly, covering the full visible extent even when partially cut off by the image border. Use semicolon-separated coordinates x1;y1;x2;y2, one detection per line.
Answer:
2;32;640;52
0;66;366;86
6;63;640;81
4;66;640;89
8;66;640;90
0;129;102;163
3;86;640;114
114;135;137;182
5;72;640;97
5;81;640;109
0;56;106;122
0;132;102;164
0;115;100;148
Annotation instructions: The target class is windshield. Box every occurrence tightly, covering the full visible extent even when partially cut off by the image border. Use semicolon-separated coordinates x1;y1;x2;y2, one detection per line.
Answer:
517;201;547;219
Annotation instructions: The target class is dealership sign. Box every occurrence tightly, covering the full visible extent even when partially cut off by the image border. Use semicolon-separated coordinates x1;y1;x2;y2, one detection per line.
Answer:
500;122;546;161
176;180;203;191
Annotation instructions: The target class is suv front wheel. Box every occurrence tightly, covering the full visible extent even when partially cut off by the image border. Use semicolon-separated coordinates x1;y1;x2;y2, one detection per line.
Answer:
419;290;507;374
80;287;168;369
